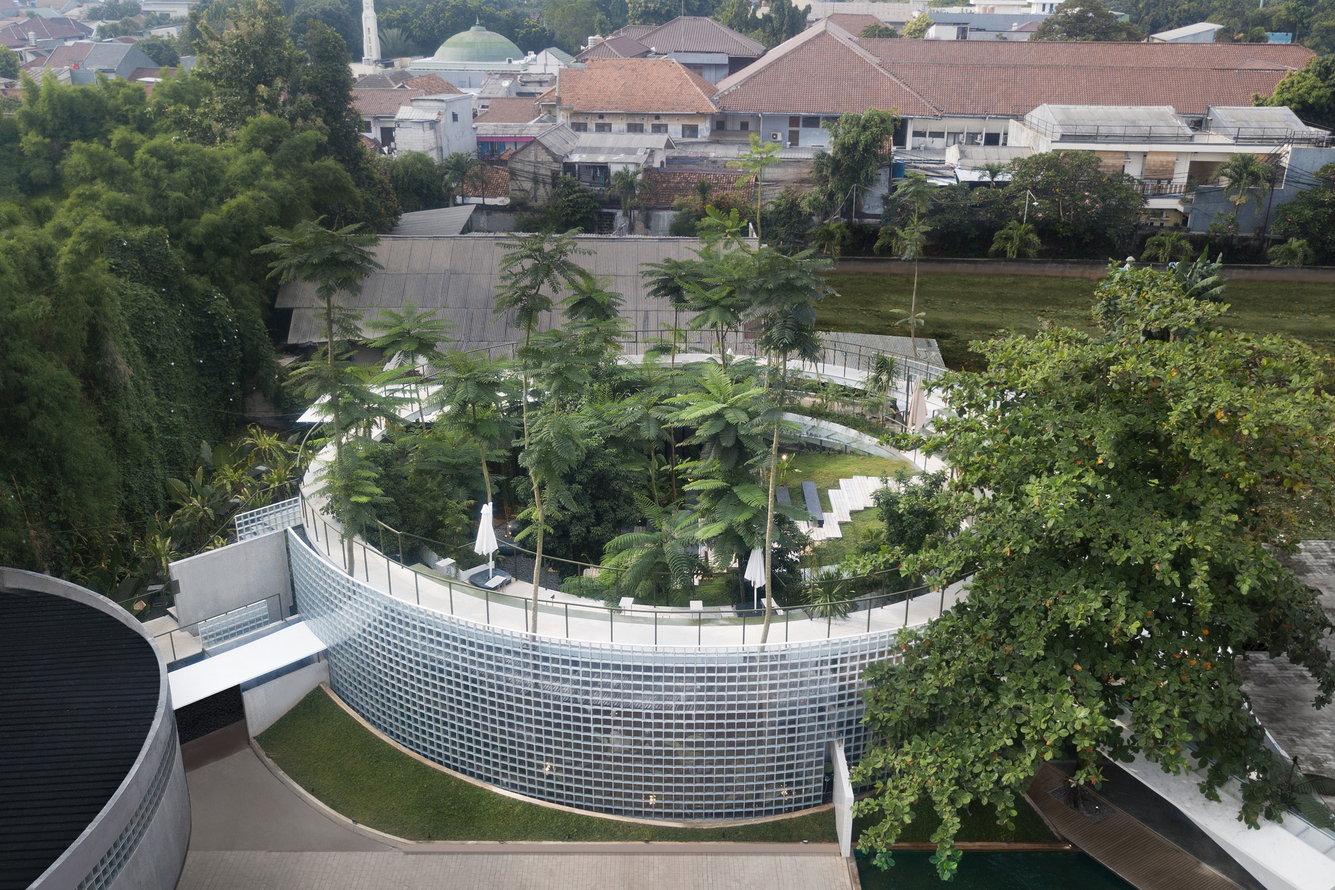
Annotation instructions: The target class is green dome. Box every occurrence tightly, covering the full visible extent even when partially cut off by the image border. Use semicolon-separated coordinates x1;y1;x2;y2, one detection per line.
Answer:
433;24;524;63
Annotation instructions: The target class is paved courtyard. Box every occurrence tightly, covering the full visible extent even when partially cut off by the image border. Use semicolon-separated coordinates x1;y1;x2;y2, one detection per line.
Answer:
178;741;854;890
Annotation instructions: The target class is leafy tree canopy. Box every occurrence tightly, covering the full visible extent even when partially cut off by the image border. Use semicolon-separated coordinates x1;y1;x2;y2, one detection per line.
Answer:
1032;0;1145;41
809;108;899;221
1272;162;1335;263
854;265;1335;879
1257;55;1335;131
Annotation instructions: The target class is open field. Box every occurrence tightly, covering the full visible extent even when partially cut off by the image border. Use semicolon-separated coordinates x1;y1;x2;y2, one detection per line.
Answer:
820;272;1335;370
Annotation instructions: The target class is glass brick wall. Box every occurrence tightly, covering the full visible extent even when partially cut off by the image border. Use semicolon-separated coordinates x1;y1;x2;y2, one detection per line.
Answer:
290;531;901;821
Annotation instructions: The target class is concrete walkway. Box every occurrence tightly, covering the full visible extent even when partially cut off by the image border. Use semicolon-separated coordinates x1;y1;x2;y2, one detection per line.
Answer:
178;736;854;890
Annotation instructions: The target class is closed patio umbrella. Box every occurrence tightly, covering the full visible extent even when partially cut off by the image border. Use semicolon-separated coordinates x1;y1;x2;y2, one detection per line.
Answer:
744;546;765;611
474;502;498;578
906;377;928;433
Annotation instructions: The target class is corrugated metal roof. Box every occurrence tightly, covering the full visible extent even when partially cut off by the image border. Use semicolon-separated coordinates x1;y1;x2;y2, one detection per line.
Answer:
0;588;160;890
391;206;476;237
278;235;737;348
395;105;443;121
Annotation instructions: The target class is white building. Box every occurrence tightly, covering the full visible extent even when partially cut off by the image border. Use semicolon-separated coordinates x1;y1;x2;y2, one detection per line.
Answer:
393;93;477;162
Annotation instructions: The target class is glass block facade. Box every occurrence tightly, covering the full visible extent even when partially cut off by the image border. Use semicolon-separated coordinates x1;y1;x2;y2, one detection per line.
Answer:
290;531;901;821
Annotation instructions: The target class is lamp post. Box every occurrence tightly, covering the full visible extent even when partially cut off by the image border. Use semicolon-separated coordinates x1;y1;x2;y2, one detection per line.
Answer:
1021;189;1038;226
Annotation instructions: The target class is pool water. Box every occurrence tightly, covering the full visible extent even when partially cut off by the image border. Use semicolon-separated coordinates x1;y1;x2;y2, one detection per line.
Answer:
857;851;1137;889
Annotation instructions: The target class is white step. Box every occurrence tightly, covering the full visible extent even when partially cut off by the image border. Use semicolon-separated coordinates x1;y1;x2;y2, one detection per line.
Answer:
828;489;852;523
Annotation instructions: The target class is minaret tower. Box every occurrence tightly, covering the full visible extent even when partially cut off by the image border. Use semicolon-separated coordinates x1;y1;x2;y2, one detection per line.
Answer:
362;0;381;66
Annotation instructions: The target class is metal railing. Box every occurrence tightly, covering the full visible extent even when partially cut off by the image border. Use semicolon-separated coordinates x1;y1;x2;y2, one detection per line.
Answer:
297;494;950;646
235;497;303;542
1133;180;1190;197
151;591;287;664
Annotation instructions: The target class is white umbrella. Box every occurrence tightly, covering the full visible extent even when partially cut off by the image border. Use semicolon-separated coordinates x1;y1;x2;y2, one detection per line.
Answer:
744;546;765;610
906;377;928;433
474;503;498;578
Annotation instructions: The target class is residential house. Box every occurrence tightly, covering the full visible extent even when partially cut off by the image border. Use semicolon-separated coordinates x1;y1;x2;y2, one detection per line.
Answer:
577;16;765;83
712;20;1315;151
352;88;427;147
354;70;457;93
352;74;468;151
539;58;719;142
393;93;477;162
527;46;573;74
0;14;91;48
563;132;674;189
25;40;155;84
983;104;1330;227
508;123;579;203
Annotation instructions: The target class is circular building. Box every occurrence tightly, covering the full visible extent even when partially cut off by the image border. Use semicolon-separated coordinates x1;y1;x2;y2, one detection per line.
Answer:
433;23;523;63
0;568;189;890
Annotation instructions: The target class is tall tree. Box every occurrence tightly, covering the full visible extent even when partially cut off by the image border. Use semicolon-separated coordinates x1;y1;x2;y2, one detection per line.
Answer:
1257;56;1335;131
610;167;651;234
901;11;931;38
875;172;934;357
853;265;1335;879
728;134;780;241
434;351;512;506
1032;0;1145;40
255;219;382;572
809;109;899;222
1216;153;1277;232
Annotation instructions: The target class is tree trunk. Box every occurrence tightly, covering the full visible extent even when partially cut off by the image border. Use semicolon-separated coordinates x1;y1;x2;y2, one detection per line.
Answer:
909;260;919;358
760;356;787;644
529;472;545;634
473;405;491;505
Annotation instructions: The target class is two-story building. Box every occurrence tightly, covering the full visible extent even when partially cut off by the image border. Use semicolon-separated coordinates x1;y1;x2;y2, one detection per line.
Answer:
538;58;719;143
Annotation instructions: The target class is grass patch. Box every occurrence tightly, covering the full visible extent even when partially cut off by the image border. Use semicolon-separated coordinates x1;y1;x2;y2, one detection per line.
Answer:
257;687;838;843
820;272;1335;369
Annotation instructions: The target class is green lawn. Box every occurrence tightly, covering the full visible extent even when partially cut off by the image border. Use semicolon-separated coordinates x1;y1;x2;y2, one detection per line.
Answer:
258;687;1058;846
785;452;910;565
820;272;1335;370
257;688;838;842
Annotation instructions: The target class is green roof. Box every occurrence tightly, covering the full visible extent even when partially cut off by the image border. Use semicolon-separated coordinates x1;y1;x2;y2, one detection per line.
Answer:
433;24;524;63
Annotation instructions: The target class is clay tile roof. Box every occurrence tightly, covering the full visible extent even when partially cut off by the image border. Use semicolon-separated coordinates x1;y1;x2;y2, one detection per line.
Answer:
575;34;650;61
459;163;509;199
351;88;426;117
354;70;417;89
713;23;939;117
824;13;883;34
859;38;1315;117
632;16;766;57
616;24;656;40
547;58;719;114
40;42;91;68
474;96;540;124
0;15;90;47
642;169;756;207
405;73;460;94
713;19;1313;119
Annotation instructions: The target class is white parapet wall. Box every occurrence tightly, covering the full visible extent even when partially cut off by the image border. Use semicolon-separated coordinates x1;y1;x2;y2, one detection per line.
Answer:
829;739;855;859
170;531;292;630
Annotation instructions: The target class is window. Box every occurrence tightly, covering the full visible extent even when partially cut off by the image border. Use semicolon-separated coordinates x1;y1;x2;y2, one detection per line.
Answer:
681;124;698;138
927;131;945;140
651;124;667;134
912;130;928;138
572;122;589;132
627;123;644;133
822;116;840;126
739;121;749;131
983;132;1001;146
595;122;612;133
452;112;459;122
715;120;726;130
801;116;819;128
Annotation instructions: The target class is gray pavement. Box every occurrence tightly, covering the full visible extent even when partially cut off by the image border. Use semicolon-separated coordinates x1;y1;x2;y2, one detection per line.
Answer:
179;740;853;890
186;747;390;853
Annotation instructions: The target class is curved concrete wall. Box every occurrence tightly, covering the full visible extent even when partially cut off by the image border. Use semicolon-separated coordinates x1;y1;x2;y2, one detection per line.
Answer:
289;533;901;821
0;568;191;890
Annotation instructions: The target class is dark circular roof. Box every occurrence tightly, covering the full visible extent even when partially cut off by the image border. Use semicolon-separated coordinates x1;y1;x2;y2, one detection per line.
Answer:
0;588;160;890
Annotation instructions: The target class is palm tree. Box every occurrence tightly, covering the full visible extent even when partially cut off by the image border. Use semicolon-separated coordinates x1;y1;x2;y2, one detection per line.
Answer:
869;353;898;416
1216;154;1276;235
610;167;652;234
979;161;1006;186
441;151;484;205
602;497;701;605
1140;230;1193;264
495;231;590;458
378;27;413;59
988;220;1042;259
254;219;381;574
434;352;511;506
1269;237;1315;267
811;220;853;257
727;133;781;241
517;407;596;632
740;245;831;641
876;173;933;358
366;301;455;422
